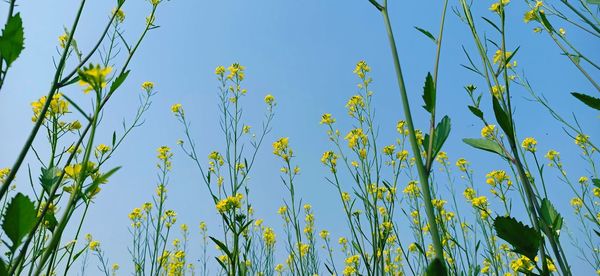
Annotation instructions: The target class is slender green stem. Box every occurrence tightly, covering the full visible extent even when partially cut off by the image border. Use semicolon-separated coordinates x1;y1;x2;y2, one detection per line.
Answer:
379;5;445;263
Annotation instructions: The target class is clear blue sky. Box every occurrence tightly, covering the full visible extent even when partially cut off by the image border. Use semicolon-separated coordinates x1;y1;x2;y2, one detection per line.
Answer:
0;0;598;274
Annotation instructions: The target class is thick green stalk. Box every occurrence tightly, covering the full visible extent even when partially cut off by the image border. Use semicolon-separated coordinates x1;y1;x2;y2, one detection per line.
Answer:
379;6;445;262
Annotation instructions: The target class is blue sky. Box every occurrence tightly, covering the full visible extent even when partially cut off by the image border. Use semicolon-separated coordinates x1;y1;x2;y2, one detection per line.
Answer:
0;0;598;274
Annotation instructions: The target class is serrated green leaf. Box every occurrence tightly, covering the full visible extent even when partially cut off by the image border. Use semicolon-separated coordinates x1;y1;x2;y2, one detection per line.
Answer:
468;105;484;120
39;166;60;195
492;96;514;143
540;198;563;237
109;70;130;94
2;193;37;250
422;72;436;113
0;13;25;67
571;92;600;111
494;216;540;260
425;257;447;276
431;116;451;160
463;138;505;157
414;26;437;43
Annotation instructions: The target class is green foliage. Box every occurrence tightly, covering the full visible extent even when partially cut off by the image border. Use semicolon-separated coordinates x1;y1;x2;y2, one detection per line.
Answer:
493;216;541;260
463;138;505;157
2;193;37;250
415;26;437;43
540;198;563;237
39;166;60;195
571;92;600;111
422;72;436;113
492;97;514;143
424;116;451;162
0;13;24;67
425;257;448;276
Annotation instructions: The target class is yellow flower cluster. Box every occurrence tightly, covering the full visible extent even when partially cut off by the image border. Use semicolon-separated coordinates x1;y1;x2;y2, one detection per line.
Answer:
31;93;69;122
493;49;516;68
346;95;365;117
353;60;370;79
227;63;245;80
485;170;510;187
481;125;496;138
320;113;335;125
524;1;543;23
456;158;469;172
215;193;243;213
78;64;112;94
489;0;510;14
521;137;537;152
344;128;367;149
263;227;276;248
273;137;292;162
264;94;275;106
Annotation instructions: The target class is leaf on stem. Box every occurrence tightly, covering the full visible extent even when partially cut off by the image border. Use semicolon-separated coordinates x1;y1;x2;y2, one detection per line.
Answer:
0;13;25;67
462;138;505;157
414;27;437;43
571;92;600;111
2;193;37;250
540;198;563;237
493;216;540;260
422;72;436;113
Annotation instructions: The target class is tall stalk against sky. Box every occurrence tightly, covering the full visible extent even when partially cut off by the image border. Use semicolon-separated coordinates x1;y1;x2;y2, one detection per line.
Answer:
367;0;451;270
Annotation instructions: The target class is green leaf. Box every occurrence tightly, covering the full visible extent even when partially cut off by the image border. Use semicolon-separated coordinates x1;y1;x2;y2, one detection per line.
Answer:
109;70;130;94
493;216;540;260
431;116;451;160
586;0;600;5
414;26;437;43
43;212;58;232
539;11;554;32
2;193;37;250
209;236;232;259
540;198;563;237
425;257;447;276
0;258;7;276
592;178;600;188
0;13;25;67
422;72;436;113
40;166;60;195
463;138;505;157
492;96;514;143
468;105;484;120
571;92;600;111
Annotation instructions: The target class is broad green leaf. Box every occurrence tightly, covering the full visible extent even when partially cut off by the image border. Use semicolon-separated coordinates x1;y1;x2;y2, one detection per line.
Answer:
494;216;540;260
431;116;451;159
463;138;505;157
2;193;37;249
425;257;447;276
422;72;435;113
414;26;437;43
40;166;60;195
593;178;600;188
468;105;484;120
571;92;600;111
492;97;514;143
0;13;24;67
109;70;130;94
540;199;563;237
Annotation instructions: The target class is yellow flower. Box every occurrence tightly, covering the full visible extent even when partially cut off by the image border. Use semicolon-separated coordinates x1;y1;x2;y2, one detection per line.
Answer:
353;60;371;78
456;158;469;172
171;103;183;114
570;197;583;211
490;0;510;13
215;194;243;213
559;28;566;36
481;125;496;138
493;50;515;68
471;196;488;208
510;255;534;272
344;128;367;149
78;64;112;94
263;227;276;248
227;63;245;80
320;113;335;125
112;8;125;23
215;65;226;75
575;134;589;148
521;137;537;152
31;93;69;122
491;85;505;98
58;33;68;48
319;230;329;239
142;81;154;91
346;95;365;116
403;181;420;197
545;150;559;161
273;137;292;161
431;199;447;210
264;94;275;105
383;145;395;155
89;240;100;251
